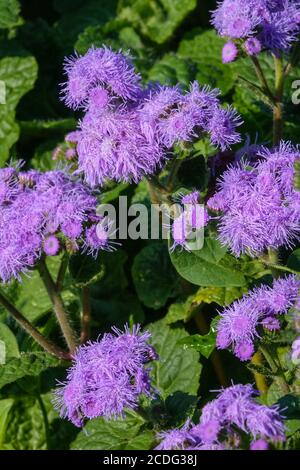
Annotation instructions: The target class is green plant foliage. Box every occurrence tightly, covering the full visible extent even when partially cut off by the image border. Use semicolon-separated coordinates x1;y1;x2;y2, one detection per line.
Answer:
0;56;38;162
0;0;299;452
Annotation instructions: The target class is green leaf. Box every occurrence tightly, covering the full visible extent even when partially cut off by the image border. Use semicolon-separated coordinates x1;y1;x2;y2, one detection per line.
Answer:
276;395;300;419
178;330;216;359
100;183;129;204
0;352;62;390
165;296;194;324
119;0;197;44
148;53;194;87
165;391;198;425
54;0;118;51
71;411;153;450
147;319;201;398
177;29;235;94
0;399;14;449
0;323;19;364
132;243;179;309
191;285;245;307
0;0;22;30
287;249;300;273
0;56;38;163
170;237;246;287
4;397;46;450
69;253;106;288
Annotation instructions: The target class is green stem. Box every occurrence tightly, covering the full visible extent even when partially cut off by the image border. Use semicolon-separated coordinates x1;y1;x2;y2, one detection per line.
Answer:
38;259;78;354
265;264;300;276
80;286;91;344
250;56;276;104
259;345;290;394
166;158;182;191
251;351;269;394
0;289;68;359
56;252;69;292
273;55;285;146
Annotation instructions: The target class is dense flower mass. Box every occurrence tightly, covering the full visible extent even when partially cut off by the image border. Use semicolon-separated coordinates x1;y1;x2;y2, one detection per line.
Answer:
216;275;300;361
212;0;300;60
0;166;111;282
207;141;300;257
54;325;157;427
61;47;242;186
156;384;285;450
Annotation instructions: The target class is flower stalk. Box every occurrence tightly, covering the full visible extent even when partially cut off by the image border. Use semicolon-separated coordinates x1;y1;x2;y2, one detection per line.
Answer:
38;259;78;354
0;289;69;360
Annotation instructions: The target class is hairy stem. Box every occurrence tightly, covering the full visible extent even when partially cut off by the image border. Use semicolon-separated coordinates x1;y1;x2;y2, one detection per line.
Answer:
273;55;285;146
251;351;269;394
265;264;300;276
166;158;182;191
259;345;290;395
38;259;78;354
250;56;276;104
80;286;91;344
0;289;68;359
56;252;69;293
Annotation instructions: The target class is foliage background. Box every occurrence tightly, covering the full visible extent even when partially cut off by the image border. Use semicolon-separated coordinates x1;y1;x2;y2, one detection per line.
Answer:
0;0;300;450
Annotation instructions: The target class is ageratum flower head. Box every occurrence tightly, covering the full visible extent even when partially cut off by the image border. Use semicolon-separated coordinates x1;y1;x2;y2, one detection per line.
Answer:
76;108;164;186
54;325;157;427
211;0;300;55
61;48;242;186
61;46;142;110
216;275;300;361
0;166;111;283
155;384;285;450
139;82;242;151
207;141;300;257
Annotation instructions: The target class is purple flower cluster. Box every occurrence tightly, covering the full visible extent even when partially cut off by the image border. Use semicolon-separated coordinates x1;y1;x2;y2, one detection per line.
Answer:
156;384;285;450
61;47;242;186
216;275;300;361
0;166;110;282
207;141;300;257
54;325;157;427
171;191;210;251
211;0;300;61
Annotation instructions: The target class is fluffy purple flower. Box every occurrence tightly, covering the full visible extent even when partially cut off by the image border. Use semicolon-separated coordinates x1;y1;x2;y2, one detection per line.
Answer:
211;0;261;39
76;108;164;186
54;325;156;427
44;235;60;256
222;41;239;63
155;384;285;450
61;48;242;185
208;141;300;257
155;421;191;451
61;46;142;109
250;439;269;450
244;37;262;55
0;166;111;282
212;0;300;54
216;275;300;360
139;82;242;151
207;106;243;151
